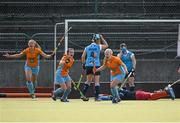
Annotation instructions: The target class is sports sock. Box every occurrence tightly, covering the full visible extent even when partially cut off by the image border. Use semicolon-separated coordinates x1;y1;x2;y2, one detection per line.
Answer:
33;81;37;92
95;84;100;98
111;87;119;98
83;83;90;96
115;86;120;99
61;88;71;100
26;81;34;95
54;88;64;97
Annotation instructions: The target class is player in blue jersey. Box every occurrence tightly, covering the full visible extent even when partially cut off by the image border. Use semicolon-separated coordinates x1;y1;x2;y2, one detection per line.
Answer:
81;34;108;101
117;43;136;91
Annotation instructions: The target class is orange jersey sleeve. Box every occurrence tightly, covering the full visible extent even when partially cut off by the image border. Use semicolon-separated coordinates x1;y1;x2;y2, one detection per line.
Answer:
105;56;124;76
23;48;41;67
60;54;74;76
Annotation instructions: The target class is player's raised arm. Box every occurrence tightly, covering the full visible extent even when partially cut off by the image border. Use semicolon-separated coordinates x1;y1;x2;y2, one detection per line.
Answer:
3;52;24;58
59;55;67;65
100;34;108;49
40;50;54;59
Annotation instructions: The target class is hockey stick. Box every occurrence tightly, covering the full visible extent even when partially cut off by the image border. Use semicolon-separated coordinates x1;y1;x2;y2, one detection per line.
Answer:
120;71;133;89
53;27;72;53
71;80;87;99
76;72;84;89
170;79;180;87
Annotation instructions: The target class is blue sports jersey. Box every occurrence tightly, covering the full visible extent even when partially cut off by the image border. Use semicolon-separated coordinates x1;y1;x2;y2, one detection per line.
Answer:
85;43;101;67
120;50;134;72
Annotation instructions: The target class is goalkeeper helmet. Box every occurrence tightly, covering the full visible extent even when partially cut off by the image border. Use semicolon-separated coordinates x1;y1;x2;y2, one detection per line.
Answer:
120;43;127;49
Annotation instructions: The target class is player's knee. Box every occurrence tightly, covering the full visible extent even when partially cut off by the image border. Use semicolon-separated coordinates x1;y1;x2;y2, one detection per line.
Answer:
110;83;115;88
61;85;67;90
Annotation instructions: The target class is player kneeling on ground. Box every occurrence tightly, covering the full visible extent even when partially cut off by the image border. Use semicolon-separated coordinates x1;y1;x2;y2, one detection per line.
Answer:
94;48;128;103
52;48;74;102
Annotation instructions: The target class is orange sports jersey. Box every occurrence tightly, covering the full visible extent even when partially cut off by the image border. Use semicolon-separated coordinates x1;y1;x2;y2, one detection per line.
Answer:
59;54;74;76
104;56;124;76
21;47;43;67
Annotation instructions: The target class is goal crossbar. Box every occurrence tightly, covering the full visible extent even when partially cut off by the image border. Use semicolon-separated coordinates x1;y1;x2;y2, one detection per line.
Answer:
64;19;180;52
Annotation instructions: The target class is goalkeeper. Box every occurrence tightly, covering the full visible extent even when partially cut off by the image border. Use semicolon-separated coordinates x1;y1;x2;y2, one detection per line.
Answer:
117;43;136;91
99;85;175;100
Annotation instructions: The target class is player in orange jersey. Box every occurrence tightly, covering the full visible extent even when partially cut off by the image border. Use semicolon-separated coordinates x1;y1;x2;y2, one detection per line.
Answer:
3;39;54;98
95;48;128;103
52;48;74;102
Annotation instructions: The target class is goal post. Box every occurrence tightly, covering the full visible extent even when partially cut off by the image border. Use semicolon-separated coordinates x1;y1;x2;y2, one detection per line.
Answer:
53;22;64;90
178;24;180;57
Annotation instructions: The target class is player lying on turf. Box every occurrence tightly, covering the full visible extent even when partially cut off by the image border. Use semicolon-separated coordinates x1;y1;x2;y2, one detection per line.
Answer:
94;48;128;103
99;84;175;101
52;48;74;102
3;39;54;99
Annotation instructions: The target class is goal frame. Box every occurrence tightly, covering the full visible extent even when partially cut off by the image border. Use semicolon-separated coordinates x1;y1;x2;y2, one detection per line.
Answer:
65;19;180;53
53;19;180;87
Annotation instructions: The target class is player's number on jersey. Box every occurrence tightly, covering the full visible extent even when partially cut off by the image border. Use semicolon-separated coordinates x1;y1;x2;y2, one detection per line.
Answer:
90;51;96;64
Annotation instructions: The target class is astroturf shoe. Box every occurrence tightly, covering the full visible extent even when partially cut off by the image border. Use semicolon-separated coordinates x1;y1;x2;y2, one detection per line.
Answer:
112;98;119;104
31;94;36;99
52;95;56;101
60;98;69;102
117;98;121;102
165;85;175;100
51;91;56;101
81;96;89;101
